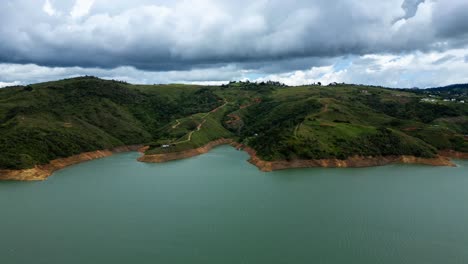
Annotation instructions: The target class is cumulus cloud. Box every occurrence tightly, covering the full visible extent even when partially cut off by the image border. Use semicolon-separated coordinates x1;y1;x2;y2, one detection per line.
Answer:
70;0;95;19
432;0;468;39
254;49;468;88
0;63;244;87
42;0;57;16
1;0;468;87
0;81;21;88
1;0;468;71
2;49;467;89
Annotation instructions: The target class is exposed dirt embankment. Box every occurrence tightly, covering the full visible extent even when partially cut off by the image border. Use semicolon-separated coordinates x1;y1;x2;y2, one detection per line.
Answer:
439;150;468;160
140;140;457;171
0;145;145;181
138;138;234;163
239;145;456;172
2;142;464;181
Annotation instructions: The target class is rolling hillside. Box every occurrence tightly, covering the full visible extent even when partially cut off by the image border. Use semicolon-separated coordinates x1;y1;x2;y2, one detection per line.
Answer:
0;77;467;170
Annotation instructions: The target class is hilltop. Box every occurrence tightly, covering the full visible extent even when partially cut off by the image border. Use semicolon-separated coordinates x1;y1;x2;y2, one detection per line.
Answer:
0;77;467;176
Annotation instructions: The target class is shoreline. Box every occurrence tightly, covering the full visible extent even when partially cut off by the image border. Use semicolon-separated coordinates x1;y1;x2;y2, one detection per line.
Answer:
0;145;146;181
438;150;468;160
242;146;457;172
137;138;234;163
1;140;466;181
139;140;462;172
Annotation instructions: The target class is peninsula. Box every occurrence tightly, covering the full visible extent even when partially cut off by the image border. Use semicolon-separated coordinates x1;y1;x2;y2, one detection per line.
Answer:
0;77;467;180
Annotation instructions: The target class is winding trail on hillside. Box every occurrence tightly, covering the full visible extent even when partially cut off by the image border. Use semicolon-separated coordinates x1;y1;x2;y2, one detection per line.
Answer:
171;120;181;129
294;122;303;137
173;100;227;145
202;100;228;118
294;103;329;137
172;97;259;145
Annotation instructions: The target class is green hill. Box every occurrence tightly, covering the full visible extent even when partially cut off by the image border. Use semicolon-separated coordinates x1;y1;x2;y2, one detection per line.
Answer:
1;78;467;170
0;77;222;169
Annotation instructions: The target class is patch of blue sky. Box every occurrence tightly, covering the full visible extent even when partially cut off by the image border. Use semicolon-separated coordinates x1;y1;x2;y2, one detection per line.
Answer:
333;56;355;71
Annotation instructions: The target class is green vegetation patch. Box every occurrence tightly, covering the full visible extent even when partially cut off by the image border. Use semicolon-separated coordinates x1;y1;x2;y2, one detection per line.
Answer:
0;78;466;169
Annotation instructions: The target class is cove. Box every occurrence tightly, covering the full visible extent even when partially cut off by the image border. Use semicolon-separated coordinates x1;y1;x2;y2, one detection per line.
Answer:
1;145;468;264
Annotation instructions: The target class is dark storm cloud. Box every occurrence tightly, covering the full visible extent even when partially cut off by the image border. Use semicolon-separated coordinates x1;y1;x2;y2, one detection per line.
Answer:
432;0;468;38
235;57;334;74
0;0;468;72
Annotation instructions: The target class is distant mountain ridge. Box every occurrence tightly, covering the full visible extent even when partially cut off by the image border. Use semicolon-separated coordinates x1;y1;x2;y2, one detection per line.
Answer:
429;83;468;90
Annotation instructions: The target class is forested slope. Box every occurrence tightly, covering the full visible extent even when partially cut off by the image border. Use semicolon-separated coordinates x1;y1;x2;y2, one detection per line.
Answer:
1;78;467;170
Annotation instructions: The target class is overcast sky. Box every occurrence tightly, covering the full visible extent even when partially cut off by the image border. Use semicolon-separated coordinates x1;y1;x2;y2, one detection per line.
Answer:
1;0;468;88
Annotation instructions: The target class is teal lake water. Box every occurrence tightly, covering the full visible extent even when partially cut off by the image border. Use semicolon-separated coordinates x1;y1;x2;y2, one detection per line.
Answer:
1;145;468;264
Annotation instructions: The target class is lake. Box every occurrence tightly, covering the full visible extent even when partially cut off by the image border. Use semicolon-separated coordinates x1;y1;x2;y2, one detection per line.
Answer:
1;145;468;264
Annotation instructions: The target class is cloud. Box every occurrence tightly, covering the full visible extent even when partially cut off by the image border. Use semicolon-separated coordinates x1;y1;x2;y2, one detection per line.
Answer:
2;48;468;89
0;63;243;87
70;0;95;18
400;0;425;20
1;0;468;88
254;49;468;88
0;81;21;88
433;0;468;39
432;54;456;65
1;0;467;72
43;0;57;16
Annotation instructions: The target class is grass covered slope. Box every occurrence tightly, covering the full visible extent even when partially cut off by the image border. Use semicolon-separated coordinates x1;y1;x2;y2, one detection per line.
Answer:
0;77;222;169
145;99;233;155
238;84;467;161
0;78;467;171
